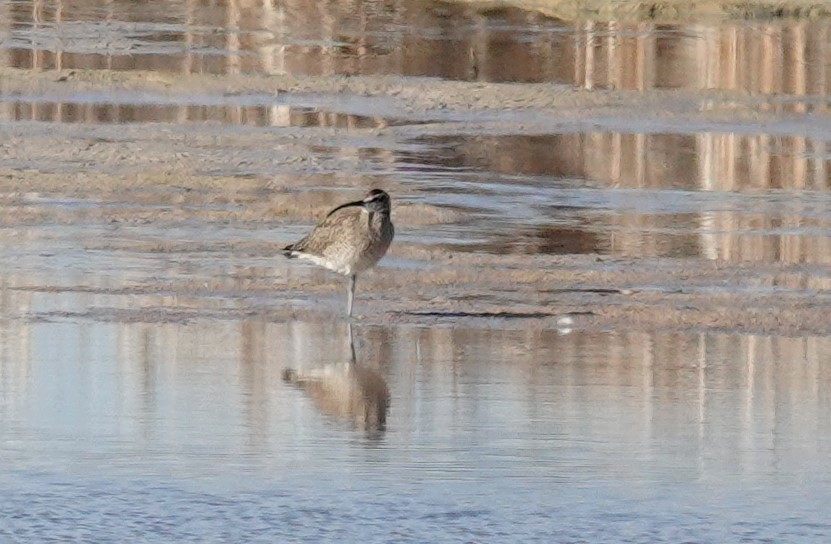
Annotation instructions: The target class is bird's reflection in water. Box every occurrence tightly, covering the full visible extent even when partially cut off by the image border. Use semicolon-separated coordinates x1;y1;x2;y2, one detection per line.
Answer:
282;323;390;435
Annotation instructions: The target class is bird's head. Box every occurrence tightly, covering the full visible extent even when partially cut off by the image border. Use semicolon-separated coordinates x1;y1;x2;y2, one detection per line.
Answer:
363;189;391;214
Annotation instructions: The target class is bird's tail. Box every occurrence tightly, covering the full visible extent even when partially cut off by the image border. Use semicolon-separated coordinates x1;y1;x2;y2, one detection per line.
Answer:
282;244;297;259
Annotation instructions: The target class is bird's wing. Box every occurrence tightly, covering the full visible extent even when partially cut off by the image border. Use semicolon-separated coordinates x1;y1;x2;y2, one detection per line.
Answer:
286;206;364;257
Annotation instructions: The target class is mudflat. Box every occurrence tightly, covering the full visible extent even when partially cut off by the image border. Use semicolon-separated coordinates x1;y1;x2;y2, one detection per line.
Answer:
3;64;831;335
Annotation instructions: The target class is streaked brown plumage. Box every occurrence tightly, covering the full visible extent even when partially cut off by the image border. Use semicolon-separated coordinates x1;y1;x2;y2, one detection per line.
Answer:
283;189;394;317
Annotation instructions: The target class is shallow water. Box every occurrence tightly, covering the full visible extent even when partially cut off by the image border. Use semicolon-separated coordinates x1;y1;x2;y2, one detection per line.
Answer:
2;313;831;542
1;204;830;541
3;0;831;262
3;0;831;541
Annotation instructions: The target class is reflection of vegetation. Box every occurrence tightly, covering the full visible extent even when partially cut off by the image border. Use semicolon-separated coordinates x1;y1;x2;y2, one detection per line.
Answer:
2;0;830;267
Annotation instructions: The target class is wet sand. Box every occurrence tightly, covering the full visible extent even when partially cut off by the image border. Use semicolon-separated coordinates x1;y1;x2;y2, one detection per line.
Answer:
2;2;831;338
2;63;830;336
1;66;824;129
13;240;831;336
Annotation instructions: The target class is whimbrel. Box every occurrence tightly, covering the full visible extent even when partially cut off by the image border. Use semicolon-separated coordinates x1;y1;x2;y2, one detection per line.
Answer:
283;189;394;317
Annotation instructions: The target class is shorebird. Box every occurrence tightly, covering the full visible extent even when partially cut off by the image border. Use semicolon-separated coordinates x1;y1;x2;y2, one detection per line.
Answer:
283;189;394;317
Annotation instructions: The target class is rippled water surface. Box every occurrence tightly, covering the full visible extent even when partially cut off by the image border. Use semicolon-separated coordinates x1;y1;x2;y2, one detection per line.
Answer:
1;225;830;541
3;313;831;542
3;0;831;541
3;0;831;261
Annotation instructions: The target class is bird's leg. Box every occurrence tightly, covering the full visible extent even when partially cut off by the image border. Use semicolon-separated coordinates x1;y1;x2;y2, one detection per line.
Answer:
347;321;356;363
347;274;357;317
